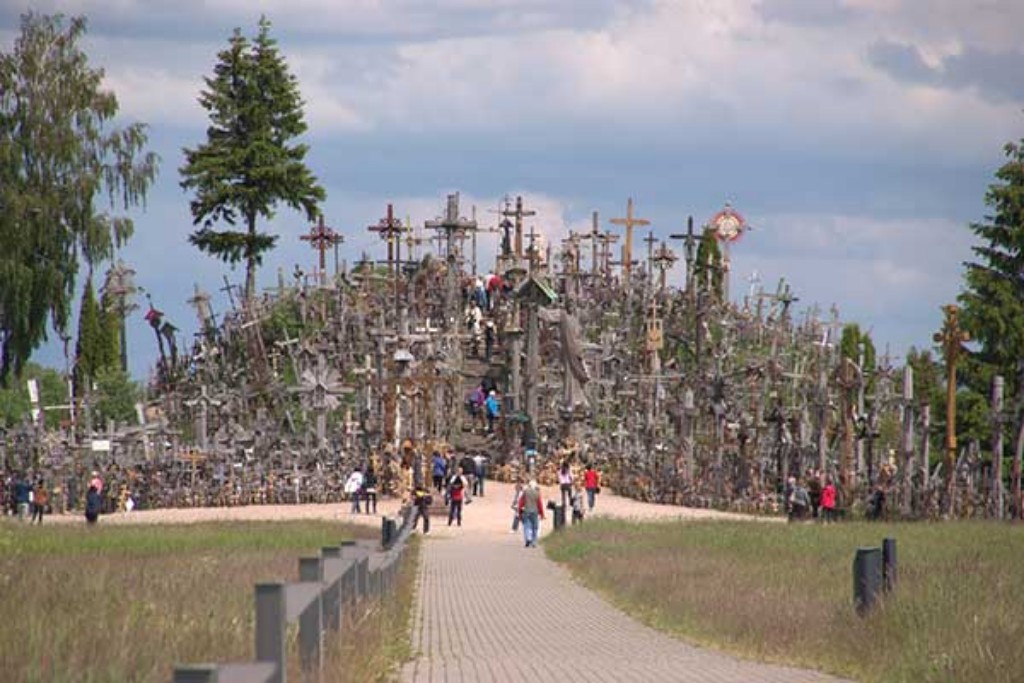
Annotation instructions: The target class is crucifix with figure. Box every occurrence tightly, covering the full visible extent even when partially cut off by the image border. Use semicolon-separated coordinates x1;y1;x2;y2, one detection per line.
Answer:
610;197;650;285
301;214;343;284
501;195;537;259
367;204;405;277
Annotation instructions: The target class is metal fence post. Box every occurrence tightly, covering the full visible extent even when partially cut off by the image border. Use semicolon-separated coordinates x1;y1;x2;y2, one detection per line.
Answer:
853;547;883;616
298;557;323;674
321;547;342;631
882;537;897;593
255;583;286;683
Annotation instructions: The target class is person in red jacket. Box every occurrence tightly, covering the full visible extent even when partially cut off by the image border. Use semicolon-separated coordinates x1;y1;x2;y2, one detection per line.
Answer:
821;477;837;523
583;463;601;512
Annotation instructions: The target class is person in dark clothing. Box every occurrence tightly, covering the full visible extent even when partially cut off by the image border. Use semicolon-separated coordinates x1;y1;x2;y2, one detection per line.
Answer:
13;473;32;521
431;451;446;494
362;467;378;514
807;473;822;519
85;485;102;524
867;485;886;521
447;468;468;527
413;484;432;534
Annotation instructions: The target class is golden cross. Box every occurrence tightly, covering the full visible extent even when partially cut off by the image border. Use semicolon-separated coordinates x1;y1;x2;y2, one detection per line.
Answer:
610;197;650;283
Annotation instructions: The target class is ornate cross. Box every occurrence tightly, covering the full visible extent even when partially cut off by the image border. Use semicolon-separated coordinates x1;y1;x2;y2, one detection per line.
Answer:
367;204;404;275
651;241;678;291
301;214;342;275
610;197;650;283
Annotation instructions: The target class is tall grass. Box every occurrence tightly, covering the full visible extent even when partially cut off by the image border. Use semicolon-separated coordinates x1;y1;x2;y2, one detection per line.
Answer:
0;520;389;682
545;519;1024;683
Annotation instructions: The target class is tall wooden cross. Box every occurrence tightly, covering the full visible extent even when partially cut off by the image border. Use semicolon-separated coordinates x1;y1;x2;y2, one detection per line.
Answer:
501;195;536;259
301;214;342;279
595;229;620;279
610;197;650;284
644;230;658;278
525;224;543;273
367;204;404;276
669;215;699;297
933;303;970;516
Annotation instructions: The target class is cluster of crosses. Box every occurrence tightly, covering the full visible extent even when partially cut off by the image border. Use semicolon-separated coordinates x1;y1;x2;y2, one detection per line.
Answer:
6;193;1014;519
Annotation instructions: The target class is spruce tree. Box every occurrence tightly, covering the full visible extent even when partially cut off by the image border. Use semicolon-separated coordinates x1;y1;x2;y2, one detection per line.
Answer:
180;16;325;301
694;227;724;301
959;134;1024;516
0;13;158;381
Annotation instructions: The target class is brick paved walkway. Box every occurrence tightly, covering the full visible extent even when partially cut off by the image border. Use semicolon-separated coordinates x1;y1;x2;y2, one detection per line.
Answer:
401;482;851;682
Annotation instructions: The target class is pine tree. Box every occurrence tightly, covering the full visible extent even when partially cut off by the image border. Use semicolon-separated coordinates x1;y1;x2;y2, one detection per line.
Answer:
0;13;158;381
180;16;325;301
959;134;1024;516
74;277;104;396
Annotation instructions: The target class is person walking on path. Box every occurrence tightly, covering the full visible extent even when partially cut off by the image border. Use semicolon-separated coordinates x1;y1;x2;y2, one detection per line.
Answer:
85;484;102;525
472;454;486;497
345;468;364;514
510;481;524;533
13;473;32;521
821;477;837;523
431;451;446;494
485;390;500;434
517;479;545;548
788;477;810;522
570;483;585;524
447;467;469;527
31;478;48;524
362;466;379;515
558;461;573;508
583;463;600;512
412;484;432;535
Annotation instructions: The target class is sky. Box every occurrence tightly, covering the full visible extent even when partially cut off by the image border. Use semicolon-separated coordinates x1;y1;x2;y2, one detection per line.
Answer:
3;0;1023;380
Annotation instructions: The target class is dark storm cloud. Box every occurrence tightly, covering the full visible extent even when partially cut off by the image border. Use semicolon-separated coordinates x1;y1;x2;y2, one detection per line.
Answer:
868;39;1024;104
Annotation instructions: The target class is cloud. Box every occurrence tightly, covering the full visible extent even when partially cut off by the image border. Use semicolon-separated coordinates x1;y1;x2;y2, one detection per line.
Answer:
868;39;1024;104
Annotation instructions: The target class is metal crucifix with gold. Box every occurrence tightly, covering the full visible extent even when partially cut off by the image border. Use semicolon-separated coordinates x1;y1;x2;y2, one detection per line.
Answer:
300;214;343;283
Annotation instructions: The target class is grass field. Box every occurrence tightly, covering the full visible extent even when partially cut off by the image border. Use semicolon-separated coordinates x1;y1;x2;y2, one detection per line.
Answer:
544;518;1024;683
0;519;415;682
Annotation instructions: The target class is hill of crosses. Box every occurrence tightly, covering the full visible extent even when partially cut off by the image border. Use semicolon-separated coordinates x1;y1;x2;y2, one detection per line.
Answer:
16;193;974;520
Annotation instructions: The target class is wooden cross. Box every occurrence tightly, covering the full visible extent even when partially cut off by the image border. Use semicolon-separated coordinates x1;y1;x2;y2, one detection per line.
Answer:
501;195;536;259
575;210;600;276
524;224;543;273
595;229;620;279
644;230;659;277
669;215;699;296
301;214;342;276
933;303;970;515
367;204;404;276
610;197;650;283
651;241;678;291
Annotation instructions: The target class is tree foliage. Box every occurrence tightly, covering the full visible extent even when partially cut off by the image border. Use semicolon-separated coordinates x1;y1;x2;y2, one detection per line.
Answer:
0;363;67;428
180;16;325;301
694;227;724;301
92;366;140;427
959;136;1024;397
0;13;158;381
74;275;119;395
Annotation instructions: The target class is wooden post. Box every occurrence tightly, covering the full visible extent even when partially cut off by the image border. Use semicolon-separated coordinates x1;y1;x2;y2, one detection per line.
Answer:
991;375;1004;519
901;366;914;516
255;583;286;683
933;304;969;516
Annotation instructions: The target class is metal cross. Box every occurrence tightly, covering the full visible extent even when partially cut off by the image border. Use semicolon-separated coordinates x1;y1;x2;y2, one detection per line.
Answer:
301;214;343;277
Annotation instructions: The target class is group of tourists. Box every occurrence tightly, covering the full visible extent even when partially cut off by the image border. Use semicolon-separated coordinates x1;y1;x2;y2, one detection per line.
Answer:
510;461;602;547
785;471;837;522
2;469;105;525
464;381;502;434
343;465;380;514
